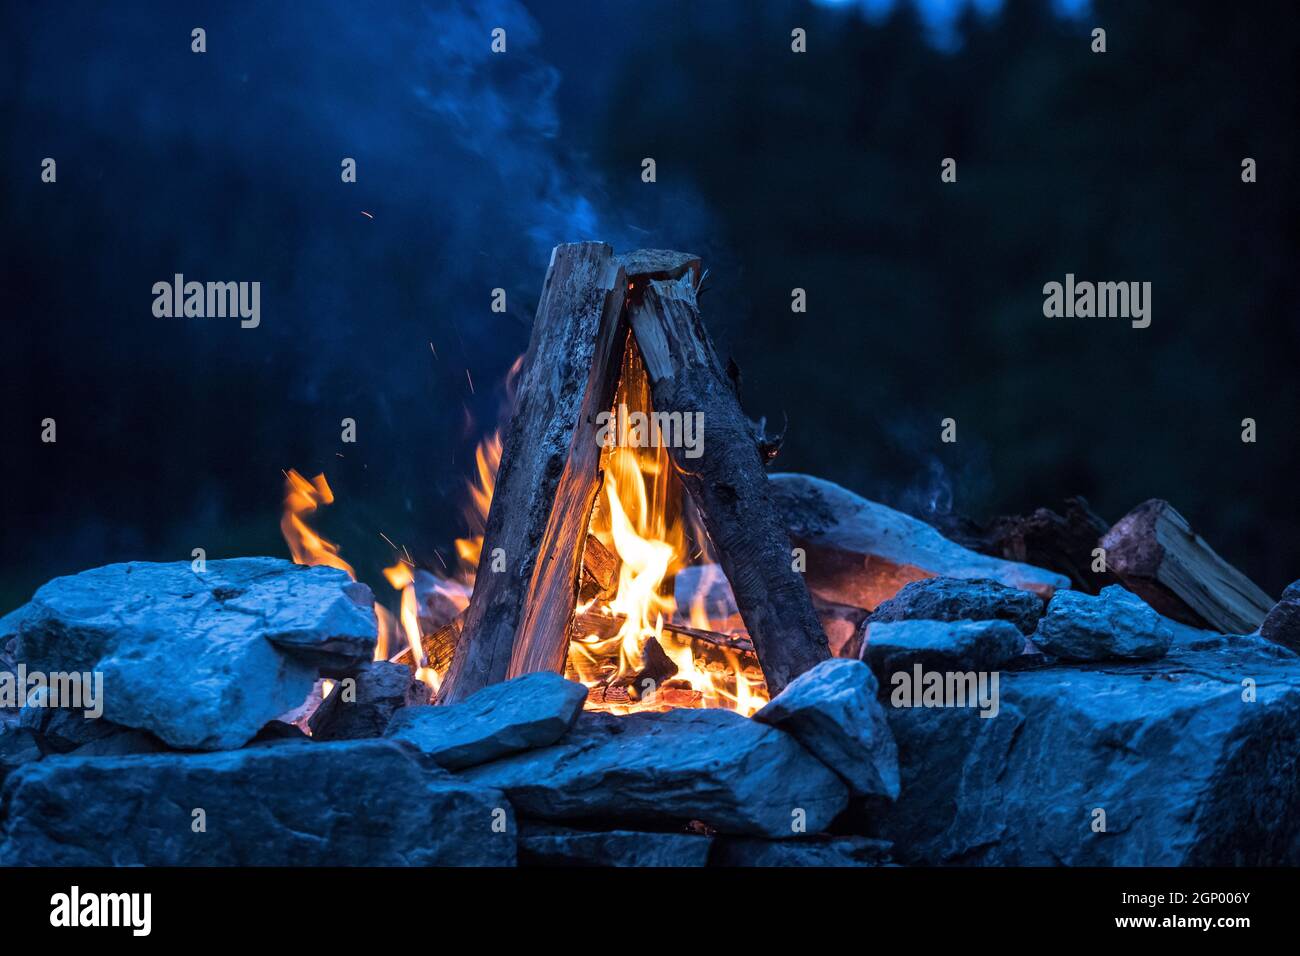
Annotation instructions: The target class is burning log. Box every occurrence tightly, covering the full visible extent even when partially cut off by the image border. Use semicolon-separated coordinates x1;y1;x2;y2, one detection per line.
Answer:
439;243;628;703
571;608;754;653
628;635;678;701
390;613;463;676
577;533;620;605
1099;499;1274;633
628;274;831;694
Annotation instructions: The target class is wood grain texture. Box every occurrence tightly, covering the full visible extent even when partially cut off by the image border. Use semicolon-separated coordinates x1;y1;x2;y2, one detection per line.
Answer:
438;242;627;702
1101;498;1274;633
628;273;830;694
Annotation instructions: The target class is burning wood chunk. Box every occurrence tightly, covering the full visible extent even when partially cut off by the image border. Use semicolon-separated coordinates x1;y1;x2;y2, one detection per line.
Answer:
390;613;464;678
769;473;1071;610
874;629;1300;865
754;658;900;800
1030;586;1174;662
1100;499;1274;633
628;635;678;701
0;740;516;866
6;558;377;751
461;708;848;837
711;835;893;867
518;822;711;867
308;660;431;741
577;533;621;605
385;671;587;770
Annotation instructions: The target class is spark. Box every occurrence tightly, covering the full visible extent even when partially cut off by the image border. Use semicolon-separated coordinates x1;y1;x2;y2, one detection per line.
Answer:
360;211;374;219
465;368;475;394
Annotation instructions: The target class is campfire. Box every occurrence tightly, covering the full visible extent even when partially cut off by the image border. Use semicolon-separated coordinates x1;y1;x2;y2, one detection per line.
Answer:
3;243;1296;871
282;246;789;716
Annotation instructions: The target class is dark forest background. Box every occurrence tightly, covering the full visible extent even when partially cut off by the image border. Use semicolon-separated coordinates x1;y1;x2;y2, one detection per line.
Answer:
1;0;1296;614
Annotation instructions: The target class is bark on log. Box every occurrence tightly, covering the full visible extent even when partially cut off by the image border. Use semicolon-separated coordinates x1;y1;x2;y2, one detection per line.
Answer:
980;497;1116;594
1100;499;1274;633
438;242;627;702
627;273;831;694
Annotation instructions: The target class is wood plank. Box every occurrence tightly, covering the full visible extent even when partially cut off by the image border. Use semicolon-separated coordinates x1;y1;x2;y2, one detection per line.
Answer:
437;242;628;702
627;272;830;694
1100;499;1274;633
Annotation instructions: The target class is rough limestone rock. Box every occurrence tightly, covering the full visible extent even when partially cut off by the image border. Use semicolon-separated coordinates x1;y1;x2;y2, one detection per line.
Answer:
770;473;1069;609
868;577;1044;635
711;834;892;867
0;739;514;866
9;558;378;750
462;708;847;837
1261;581;1300;653
309;661;431;741
1032;585;1173;661
386;671;587;769
876;626;1300;865
0;726;42;788
518;822;711;867
754;659;899;799
863;618;1026;680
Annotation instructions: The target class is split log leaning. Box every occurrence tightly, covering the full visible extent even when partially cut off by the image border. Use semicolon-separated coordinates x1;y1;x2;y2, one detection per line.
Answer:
438;242;627;703
1100;499;1274;633
627;274;831;694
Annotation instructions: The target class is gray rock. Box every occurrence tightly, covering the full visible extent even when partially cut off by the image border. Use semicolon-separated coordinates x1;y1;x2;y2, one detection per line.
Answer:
10;558;378;750
770;473;1069;609
868;577;1044;635
754;659;899;799
518;822;711;867
0;739;514;866
711;834;892;867
386;671;587;770
19;705;130;754
462;708;848;837
876;627;1300;865
0;726;42;788
1261;580;1300;653
863;618;1026;679
309;661;431;741
1032;585;1173;661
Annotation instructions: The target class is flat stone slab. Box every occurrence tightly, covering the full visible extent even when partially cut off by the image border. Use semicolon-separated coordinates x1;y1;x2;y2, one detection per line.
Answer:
0;739;514;866
9;558;377;750
1032;585;1173;661
386;671;587;769
755;659;899;799
518;822;711;867
863;618;1026;680
868;576;1044;635
711;834;893;867
770;473;1069;608
462;708;848;837
875;627;1300;865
